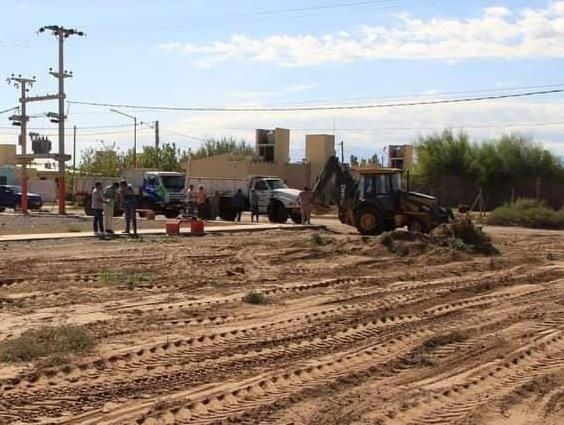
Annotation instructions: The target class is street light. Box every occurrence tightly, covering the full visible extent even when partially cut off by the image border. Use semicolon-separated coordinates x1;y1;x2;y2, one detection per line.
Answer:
109;108;137;167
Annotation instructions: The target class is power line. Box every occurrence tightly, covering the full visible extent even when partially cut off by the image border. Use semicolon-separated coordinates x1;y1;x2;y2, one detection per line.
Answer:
0;106;18;115
68;88;564;113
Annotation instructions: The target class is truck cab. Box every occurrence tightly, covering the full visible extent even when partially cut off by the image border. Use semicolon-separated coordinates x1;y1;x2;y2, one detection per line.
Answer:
142;171;185;218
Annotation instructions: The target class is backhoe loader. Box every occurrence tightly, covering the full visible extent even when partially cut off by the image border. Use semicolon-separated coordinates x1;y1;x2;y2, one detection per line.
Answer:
312;156;452;235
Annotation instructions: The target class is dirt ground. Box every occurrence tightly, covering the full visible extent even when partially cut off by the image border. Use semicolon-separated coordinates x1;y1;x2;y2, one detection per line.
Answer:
0;225;563;425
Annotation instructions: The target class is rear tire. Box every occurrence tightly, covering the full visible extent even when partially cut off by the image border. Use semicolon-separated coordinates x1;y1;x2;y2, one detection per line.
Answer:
219;207;237;221
290;211;302;224
268;201;288;223
0;207;5;213
355;207;384;235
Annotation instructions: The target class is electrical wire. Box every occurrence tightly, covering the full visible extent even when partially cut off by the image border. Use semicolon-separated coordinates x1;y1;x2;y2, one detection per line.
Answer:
0;106;18;116
67;88;564;113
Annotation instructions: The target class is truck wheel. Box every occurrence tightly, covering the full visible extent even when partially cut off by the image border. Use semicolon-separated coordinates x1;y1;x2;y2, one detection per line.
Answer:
164;209;180;219
355;207;384;235
268;201;288;223
219;207;237;221
0;207;5;213
290;210;302;224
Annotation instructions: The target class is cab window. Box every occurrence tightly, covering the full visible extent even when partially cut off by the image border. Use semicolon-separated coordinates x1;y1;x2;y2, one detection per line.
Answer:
254;180;268;191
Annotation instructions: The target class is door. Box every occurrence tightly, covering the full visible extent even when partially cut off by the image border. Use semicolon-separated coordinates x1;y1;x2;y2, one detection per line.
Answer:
253;179;271;213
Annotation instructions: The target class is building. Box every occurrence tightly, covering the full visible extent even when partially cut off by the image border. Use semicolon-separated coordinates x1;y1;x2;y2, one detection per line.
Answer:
183;129;335;189
388;145;414;170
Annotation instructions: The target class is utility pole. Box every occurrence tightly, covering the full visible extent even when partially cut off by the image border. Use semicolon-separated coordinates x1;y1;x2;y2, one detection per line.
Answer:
7;75;35;214
338;141;344;163
39;25;85;214
72;125;77;190
154;120;159;150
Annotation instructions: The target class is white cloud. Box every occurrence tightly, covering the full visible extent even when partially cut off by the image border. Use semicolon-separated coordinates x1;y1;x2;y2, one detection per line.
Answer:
159;2;564;66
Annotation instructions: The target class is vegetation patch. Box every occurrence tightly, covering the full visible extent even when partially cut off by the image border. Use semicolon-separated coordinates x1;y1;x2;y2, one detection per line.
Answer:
0;325;95;362
242;290;270;305
98;269;151;290
487;199;564;230
310;232;329;247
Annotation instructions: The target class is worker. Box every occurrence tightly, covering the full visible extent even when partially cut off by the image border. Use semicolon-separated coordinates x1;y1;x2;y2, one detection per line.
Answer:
210;191;221;220
120;180;138;236
232;189;244;222
297;186;313;225
185;184;196;216
250;189;260;223
196;185;208;219
103;182;120;235
91;182;105;236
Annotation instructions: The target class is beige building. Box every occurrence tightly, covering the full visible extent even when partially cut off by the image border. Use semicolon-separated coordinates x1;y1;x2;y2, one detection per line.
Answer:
183;129;335;189
388;145;414;169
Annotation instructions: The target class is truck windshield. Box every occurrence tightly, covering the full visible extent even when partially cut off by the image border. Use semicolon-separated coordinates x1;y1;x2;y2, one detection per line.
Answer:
266;179;288;190
161;176;185;190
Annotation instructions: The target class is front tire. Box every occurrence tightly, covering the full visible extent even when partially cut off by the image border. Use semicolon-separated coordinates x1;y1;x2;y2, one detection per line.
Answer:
268;201;289;223
355;207;384;235
164;209;180;219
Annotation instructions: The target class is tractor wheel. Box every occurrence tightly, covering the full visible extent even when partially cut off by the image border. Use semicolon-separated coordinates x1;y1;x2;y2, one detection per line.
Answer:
268;201;288;223
355;207;384;235
408;219;427;233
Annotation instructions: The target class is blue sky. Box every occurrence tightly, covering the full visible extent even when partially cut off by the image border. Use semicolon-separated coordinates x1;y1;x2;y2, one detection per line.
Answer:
1;0;564;163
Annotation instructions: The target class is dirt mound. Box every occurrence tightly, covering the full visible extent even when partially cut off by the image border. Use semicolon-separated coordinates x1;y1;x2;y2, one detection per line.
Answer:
379;219;499;257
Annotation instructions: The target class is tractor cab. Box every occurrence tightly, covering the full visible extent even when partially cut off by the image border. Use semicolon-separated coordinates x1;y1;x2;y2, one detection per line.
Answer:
353;167;402;214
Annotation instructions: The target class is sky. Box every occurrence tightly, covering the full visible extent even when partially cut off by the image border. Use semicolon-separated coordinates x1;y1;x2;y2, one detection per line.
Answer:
1;0;564;164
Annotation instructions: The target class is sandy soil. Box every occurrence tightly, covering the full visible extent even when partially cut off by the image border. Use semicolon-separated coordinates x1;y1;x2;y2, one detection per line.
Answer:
0;226;563;425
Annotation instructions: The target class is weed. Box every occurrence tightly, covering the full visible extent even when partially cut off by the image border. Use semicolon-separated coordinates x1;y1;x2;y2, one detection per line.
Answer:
0;325;95;362
242;290;270;305
98;269;149;290
310;232;328;247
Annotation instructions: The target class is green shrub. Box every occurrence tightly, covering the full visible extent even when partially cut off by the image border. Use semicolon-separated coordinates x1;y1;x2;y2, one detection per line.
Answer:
0;325;95;362
242;290;269;305
487;199;564;229
310;233;328;246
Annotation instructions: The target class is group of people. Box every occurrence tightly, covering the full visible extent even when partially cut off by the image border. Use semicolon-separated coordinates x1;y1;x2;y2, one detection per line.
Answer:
91;180;138;237
184;184;222;220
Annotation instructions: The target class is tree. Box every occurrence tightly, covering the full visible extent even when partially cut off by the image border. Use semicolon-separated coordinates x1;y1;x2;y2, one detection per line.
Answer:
134;143;186;171
78;143;124;176
191;137;254;160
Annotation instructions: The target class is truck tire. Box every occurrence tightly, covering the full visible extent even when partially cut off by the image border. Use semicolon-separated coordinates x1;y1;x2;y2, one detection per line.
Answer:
164;209;180;219
82;196;94;217
290;210;302;224
219;207;237;221
355;207;384;235
268;201;288;223
0;207;5;213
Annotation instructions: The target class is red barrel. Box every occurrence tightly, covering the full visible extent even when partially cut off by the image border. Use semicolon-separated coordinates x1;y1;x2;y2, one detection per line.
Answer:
191;220;205;236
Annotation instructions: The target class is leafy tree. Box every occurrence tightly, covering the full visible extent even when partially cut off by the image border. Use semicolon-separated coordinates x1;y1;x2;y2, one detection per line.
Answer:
191;137;254;160
78;143;124;176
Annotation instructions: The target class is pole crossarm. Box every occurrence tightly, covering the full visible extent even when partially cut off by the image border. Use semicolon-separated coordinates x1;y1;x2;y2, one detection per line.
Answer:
25;94;60;102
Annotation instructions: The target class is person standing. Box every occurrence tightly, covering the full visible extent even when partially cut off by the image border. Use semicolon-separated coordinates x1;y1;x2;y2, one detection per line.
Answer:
103;182;119;235
196;185;208;219
232;189;244;222
185;184;196;216
210;191;221;220
297;186;313;225
120;180;138;236
91;182;105;236
250;189;260;223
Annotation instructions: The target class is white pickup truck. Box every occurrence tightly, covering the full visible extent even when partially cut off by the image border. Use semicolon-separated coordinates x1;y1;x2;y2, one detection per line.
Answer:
187;175;302;223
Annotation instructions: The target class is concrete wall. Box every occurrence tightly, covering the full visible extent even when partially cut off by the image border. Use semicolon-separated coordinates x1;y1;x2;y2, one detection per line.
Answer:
306;134;335;166
0;144;16;166
274;128;290;164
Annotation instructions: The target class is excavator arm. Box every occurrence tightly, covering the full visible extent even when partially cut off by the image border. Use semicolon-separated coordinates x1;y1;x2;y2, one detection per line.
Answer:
311;156;358;222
